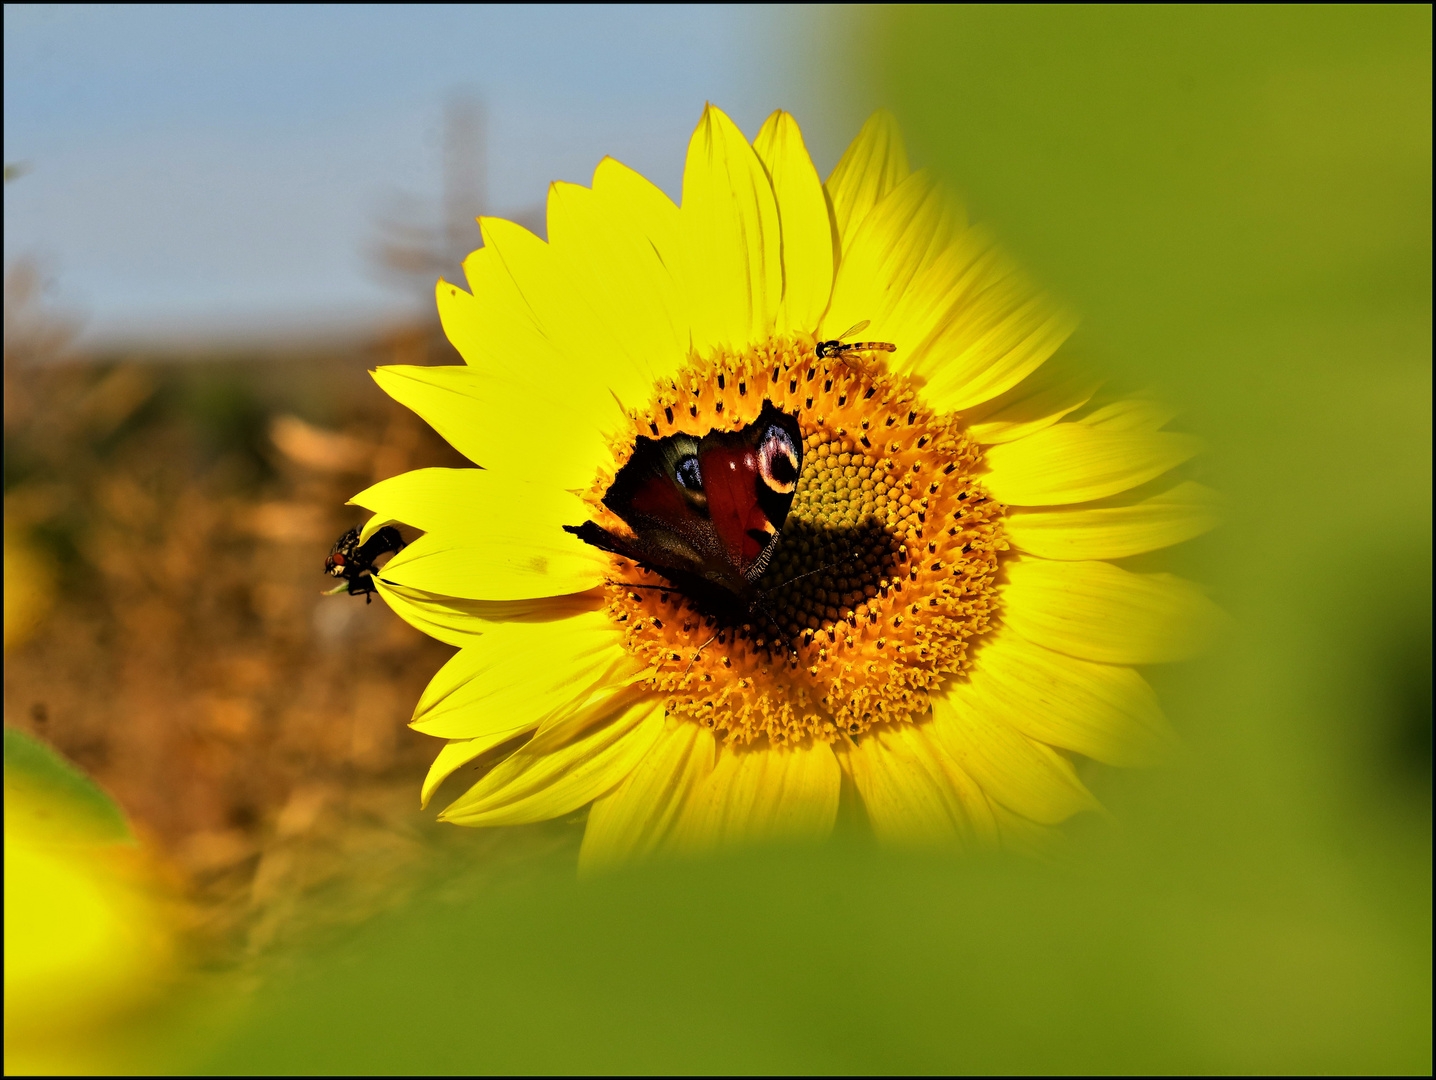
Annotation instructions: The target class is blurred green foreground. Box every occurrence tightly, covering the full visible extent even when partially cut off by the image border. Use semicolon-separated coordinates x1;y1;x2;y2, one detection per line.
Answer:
10;5;1431;1074
205;834;1428;1074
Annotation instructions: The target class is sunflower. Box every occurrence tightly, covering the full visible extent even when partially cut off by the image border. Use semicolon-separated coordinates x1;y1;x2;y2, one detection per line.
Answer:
349;106;1220;870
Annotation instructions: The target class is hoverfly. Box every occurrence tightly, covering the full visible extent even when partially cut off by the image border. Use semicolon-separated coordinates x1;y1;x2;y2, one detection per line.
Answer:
814;320;897;362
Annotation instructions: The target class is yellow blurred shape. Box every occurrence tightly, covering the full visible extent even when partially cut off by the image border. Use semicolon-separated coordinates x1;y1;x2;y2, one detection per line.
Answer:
4;746;175;1074
4;525;57;652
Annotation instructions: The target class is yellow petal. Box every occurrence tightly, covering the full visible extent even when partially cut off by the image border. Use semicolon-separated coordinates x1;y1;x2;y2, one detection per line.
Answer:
960;355;1102;445
821;169;1074;415
842;720;999;850
472;216;655;411
931;691;1099;825
821;170;967;354
983;422;1202;505
351;467;575;544
1006;481;1220;561
1077;398;1178;432
433;275;492;367
419;671;653;809
372;580;598;648
958;630;1176;766
591;156;683;274
915;287;1078;412
753;110;835;334
447;242;652;414
351;468;606;601
669;738;840;851
989;802;1065;858
435;274;566;379
409;609;635;739
579;718;716;873
680;104;782;353
825;109;910;255
420;737;502;810
545;179;686;385
378;532;603;603
439;692;665;827
1002;557;1225;664
370;364;607;491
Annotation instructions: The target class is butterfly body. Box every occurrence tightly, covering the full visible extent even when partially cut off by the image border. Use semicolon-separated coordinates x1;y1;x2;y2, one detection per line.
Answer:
565;400;802;617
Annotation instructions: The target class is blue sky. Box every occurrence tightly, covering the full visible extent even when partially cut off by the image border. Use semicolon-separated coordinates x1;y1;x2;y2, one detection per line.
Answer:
4;5;847;345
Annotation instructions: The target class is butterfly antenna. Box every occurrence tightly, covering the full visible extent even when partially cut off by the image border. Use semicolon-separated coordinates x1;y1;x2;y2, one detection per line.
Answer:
764;544;862;594
682;632;718;678
604;579;674;594
751;598;800;663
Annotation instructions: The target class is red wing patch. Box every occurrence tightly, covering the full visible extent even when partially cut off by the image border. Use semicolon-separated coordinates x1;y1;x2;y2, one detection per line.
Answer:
698;445;764;569
626;472;694;524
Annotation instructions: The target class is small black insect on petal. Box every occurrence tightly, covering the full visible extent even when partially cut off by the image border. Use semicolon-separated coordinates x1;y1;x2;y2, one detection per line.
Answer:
325;525;405;604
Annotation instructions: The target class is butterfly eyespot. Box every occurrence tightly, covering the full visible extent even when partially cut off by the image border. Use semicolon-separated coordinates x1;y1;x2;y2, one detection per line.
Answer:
769;450;797;486
758;426;799;494
675;456;703;491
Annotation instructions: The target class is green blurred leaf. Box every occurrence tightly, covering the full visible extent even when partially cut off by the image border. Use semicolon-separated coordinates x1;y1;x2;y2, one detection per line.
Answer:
199;842;1429;1074
4;727;134;844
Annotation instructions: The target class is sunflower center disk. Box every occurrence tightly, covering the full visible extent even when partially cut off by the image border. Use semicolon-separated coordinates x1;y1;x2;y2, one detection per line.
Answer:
593;336;1008;745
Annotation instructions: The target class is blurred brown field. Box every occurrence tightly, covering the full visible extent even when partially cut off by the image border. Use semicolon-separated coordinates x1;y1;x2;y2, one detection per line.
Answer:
3;264;575;960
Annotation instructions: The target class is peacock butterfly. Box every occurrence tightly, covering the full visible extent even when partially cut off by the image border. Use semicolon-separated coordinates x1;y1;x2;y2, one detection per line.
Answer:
564;399;802;617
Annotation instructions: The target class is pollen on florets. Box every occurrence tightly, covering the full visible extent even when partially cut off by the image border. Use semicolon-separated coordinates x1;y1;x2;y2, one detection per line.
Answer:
584;334;1008;746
